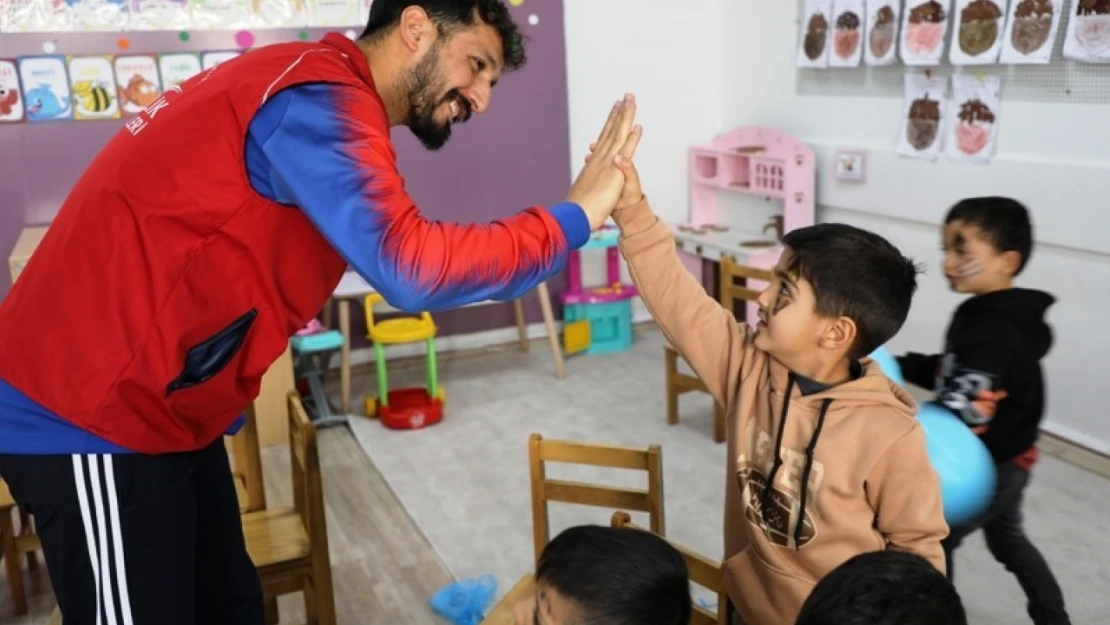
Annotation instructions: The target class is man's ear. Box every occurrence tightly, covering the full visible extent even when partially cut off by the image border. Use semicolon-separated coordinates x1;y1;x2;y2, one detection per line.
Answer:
398;5;433;51
819;315;857;354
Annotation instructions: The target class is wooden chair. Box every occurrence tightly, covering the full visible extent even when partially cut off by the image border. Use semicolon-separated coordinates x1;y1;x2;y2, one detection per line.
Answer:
227;402;267;514
529;433;665;563
1;478;42;616
242;392;336;625
663;255;773;443
611;510;728;625
480;435;668;625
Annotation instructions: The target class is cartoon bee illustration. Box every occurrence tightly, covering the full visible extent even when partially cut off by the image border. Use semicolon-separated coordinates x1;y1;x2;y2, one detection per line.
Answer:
73;80;115;115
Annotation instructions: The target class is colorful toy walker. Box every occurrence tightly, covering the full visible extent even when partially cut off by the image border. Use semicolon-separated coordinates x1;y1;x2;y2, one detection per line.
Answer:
362;292;445;430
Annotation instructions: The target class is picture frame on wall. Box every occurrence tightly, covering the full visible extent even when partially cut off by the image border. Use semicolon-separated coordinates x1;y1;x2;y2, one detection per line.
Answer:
834;149;867;182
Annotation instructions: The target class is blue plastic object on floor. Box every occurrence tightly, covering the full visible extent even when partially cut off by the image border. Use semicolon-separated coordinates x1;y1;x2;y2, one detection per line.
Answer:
430;574;498;625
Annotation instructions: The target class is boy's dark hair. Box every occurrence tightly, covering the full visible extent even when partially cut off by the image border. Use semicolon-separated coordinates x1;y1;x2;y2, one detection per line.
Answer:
945;196;1033;276
536;525;691;625
795;550;967;625
782;223;921;360
360;0;526;72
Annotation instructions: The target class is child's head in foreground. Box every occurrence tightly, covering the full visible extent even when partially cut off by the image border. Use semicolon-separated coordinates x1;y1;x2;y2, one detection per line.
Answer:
753;223;920;377
516;525;691;625
942;196;1032;295
795;550;967;625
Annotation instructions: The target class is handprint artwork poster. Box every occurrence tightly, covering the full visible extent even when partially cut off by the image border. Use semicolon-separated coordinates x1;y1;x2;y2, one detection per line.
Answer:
949;0;1008;64
901;0;953;65
1000;0;1063;64
897;72;948;160
797;0;834;67
1063;0;1110;63
946;73;1001;163
865;0;902;65
830;0;865;66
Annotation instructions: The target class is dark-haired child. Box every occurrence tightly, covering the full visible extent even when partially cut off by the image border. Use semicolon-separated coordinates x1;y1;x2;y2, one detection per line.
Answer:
604;157;948;625
898;197;1071;625
513;525;692;625
795;550;967;625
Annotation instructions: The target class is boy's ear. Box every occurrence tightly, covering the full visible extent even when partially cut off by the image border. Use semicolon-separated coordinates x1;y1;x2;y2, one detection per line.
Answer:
819;316;857;354
999;249;1023;276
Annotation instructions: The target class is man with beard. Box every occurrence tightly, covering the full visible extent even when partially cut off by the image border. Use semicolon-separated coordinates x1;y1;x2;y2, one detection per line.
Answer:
0;1;643;624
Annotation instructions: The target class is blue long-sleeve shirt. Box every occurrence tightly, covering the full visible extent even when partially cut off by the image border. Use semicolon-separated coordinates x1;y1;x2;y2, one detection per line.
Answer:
0;83;589;454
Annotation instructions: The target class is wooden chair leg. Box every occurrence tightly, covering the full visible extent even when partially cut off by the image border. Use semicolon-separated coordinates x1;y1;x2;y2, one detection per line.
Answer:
304;580;318;625
713;403;726;444
664;347;679;426
264;595;279;625
312;550;337;625
535;282;566;379
512;298;530;353
18;509;38;570
1;509;28;616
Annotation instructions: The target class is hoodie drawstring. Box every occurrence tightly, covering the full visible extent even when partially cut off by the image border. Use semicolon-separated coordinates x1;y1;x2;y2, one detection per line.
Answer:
761;373;795;523
794;397;832;550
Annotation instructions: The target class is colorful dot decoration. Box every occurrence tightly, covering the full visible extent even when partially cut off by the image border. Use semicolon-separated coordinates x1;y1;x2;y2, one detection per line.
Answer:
298;29;310;41
344;29;356;40
234;29;255;49
117;37;130;50
527;13;539;25
508;0;524;5
42;40;56;53
178;31;190;42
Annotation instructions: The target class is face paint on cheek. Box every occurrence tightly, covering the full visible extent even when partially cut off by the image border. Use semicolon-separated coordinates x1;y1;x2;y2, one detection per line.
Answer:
957;259;984;278
771;293;792;316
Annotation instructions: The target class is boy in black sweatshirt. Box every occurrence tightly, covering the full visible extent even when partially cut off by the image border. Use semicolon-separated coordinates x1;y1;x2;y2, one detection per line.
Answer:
897;197;1070;625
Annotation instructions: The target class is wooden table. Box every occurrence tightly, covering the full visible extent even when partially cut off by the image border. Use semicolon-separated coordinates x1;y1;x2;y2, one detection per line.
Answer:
479;574;534;625
327;272;566;415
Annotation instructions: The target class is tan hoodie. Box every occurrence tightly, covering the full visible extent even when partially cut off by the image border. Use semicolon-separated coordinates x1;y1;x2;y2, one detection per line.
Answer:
614;199;948;625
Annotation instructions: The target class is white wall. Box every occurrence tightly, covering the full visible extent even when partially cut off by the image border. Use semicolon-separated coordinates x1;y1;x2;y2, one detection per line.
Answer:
719;2;1110;452
563;0;724;321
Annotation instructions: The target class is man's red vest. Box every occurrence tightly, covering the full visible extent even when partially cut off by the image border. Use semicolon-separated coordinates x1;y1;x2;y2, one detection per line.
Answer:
0;33;378;453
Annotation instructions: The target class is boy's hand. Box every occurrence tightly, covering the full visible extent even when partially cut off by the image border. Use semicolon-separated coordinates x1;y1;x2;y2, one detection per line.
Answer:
585;132;643;209
565;94;643;230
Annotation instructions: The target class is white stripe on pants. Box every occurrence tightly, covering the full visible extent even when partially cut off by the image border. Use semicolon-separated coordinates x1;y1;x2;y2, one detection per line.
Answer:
72;454;135;625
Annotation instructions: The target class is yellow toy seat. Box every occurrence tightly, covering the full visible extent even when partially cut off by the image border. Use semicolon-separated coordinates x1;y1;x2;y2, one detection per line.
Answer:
362;293;444;419
364;293;437;343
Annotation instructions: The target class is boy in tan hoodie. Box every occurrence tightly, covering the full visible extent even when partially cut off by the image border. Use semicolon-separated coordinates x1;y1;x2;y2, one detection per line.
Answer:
593;125;948;625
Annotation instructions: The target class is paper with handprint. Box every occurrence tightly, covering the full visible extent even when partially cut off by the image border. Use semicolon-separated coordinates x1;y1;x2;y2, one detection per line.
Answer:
1063;0;1110;63
945;73;1001;163
901;0;953;65
999;0;1063;63
949;0;1009;64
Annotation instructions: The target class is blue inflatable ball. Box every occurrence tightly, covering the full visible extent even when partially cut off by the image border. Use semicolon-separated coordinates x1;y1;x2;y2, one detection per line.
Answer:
916;402;996;529
868;346;905;386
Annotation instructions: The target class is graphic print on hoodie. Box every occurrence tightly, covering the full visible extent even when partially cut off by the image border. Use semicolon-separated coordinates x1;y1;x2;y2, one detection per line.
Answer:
899;288;1055;465
735;370;853;550
613;198;948;625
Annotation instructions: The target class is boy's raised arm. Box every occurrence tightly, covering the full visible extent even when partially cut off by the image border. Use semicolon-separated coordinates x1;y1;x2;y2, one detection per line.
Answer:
613;198;756;412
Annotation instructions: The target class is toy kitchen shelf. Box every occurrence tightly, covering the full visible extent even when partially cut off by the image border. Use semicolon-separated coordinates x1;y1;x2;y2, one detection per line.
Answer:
673;125;815;264
673;126;816;321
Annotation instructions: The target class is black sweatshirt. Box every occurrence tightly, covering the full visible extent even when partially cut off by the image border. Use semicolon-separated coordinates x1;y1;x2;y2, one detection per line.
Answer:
898;288;1055;464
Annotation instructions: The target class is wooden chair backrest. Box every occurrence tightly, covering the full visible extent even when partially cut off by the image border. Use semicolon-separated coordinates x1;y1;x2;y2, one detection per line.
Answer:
287;392;328;549
719;255;773;308
226;401;266;513
610;511;727;625
529;433;665;564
